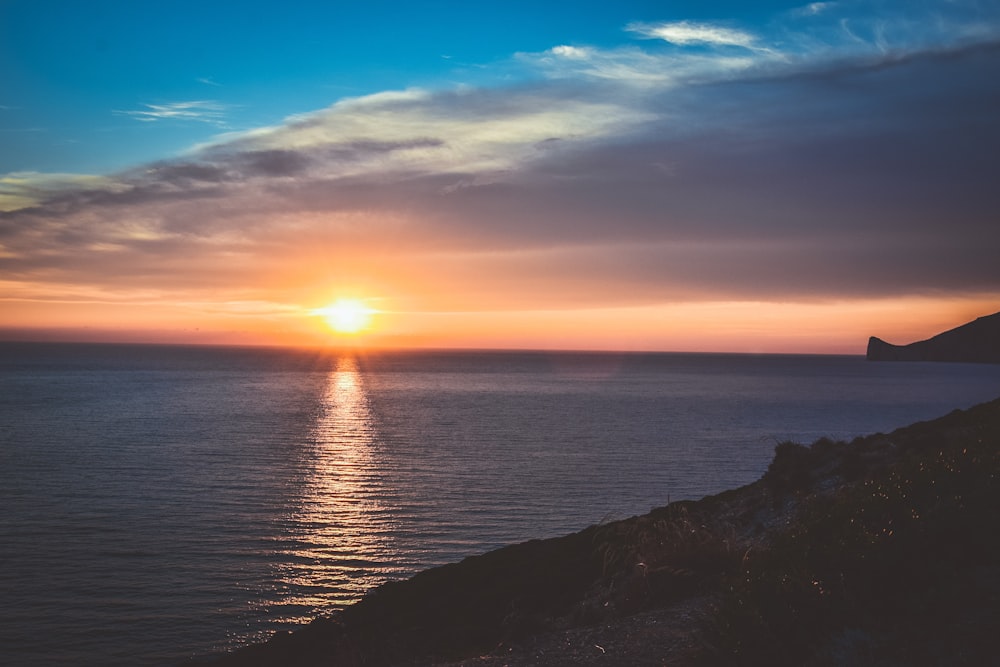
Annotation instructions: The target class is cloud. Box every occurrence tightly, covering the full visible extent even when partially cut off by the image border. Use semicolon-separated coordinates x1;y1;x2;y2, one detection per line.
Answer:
626;20;760;49
2;4;999;323
527;43;759;85
793;2;837;17
0;171;127;211
195;85;650;180
114;100;228;125
549;45;592;59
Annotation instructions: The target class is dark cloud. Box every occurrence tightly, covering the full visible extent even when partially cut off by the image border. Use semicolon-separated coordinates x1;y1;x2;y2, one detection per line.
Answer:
317;138;447;163
142;162;230;185
235;149;311;176
2;40;998;307
421;43;1000;248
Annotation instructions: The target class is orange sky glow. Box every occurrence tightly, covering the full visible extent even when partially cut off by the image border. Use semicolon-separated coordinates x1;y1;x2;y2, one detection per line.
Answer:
2;282;995;355
3;3;999;354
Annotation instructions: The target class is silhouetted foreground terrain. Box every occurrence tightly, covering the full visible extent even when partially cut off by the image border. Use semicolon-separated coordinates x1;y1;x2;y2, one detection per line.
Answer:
868;311;1000;362
195;397;1000;666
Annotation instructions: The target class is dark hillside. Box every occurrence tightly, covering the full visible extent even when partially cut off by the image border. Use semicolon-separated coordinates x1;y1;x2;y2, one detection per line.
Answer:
195;397;1000;666
707;397;1000;666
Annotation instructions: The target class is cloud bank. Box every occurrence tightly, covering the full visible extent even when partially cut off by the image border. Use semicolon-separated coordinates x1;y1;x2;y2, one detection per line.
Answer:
2;2;999;346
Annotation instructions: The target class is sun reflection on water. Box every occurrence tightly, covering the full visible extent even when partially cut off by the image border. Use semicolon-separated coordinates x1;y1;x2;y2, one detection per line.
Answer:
269;356;399;624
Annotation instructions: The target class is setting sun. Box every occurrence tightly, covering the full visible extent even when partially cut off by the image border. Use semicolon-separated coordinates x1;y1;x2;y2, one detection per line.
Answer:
314;299;376;334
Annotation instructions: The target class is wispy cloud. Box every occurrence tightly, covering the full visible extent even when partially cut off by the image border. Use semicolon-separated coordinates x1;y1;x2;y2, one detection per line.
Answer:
115;100;228;125
196;86;650;178
550;45;592;59
0;171;125;211
793;2;837;17
526;43;759;85
626;20;760;49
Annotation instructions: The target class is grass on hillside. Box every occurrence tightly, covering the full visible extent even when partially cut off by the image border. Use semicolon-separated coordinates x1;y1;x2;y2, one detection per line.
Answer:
704;403;1000;666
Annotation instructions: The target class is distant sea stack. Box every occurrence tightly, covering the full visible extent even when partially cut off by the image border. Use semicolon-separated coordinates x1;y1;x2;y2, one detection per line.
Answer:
867;311;1000;363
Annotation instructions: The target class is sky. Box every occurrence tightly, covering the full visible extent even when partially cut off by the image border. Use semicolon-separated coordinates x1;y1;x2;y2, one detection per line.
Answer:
2;0;999;353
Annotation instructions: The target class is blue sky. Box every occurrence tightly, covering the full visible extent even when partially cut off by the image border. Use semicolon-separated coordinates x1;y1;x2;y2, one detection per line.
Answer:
6;0;982;174
1;1;999;350
2;0;704;173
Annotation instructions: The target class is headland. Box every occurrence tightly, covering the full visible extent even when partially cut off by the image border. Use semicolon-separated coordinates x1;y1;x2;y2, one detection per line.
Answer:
868;311;1000;363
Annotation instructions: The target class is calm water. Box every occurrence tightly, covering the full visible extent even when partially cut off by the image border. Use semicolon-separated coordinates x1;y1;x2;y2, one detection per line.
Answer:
2;343;999;666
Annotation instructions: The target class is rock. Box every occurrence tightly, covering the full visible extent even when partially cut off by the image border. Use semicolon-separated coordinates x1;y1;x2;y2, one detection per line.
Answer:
867;311;1000;363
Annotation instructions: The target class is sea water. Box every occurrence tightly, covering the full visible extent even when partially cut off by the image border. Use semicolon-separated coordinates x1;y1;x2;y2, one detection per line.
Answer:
2;343;999;666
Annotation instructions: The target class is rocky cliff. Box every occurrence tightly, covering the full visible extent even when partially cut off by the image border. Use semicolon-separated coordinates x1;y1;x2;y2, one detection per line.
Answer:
867;311;1000;363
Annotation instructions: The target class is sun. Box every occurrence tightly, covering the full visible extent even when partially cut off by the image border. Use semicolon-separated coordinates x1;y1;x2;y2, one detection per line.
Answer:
314;299;376;334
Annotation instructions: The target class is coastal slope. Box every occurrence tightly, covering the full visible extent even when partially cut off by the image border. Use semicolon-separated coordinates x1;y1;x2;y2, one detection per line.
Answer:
195;397;1000;666
867;310;1000;362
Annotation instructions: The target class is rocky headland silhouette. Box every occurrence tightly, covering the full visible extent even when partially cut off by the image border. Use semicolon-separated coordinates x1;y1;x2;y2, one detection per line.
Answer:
867;311;1000;363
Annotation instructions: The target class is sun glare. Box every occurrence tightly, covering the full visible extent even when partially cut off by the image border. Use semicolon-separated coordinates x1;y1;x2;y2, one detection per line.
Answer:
315;299;376;334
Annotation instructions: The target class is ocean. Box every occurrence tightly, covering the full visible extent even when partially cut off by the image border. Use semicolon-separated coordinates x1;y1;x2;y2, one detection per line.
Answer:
2;342;999;666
